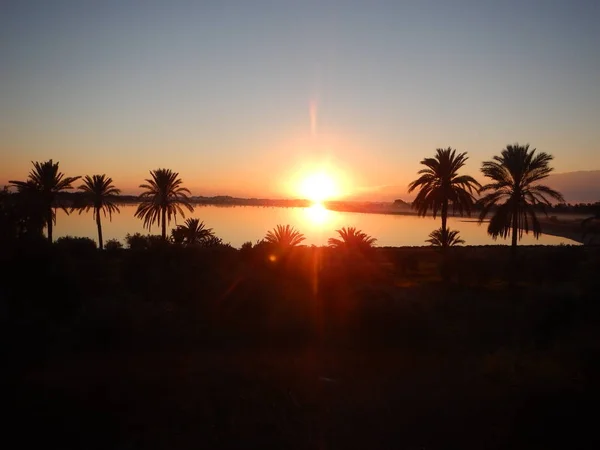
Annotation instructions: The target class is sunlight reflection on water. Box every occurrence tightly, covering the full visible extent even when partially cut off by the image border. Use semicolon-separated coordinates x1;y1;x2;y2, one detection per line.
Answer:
304;202;330;225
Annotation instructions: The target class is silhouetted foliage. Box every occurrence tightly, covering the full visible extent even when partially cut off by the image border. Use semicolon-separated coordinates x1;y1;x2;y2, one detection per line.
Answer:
170;218;214;246
426;227;465;247
125;233;166;251
170;226;186;245
9;160;80;242
478;144;564;257
0;186;45;244
328;227;377;254
264;224;305;248
74;174;120;249
134;168;194;239
3;232;600;449
408;148;480;244
55;235;97;255
199;235;231;248
104;238;123;251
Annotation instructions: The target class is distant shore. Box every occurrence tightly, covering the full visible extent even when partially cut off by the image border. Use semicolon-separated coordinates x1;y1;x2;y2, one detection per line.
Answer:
118;195;595;245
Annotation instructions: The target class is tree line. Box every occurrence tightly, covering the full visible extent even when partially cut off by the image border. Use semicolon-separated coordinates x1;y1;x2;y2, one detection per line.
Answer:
4;142;593;256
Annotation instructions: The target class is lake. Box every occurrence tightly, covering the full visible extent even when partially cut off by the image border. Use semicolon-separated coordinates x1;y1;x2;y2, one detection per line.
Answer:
53;204;580;247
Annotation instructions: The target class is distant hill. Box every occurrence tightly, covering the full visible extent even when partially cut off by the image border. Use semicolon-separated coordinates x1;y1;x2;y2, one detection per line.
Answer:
357;170;600;204
547;171;600;204
393;199;411;209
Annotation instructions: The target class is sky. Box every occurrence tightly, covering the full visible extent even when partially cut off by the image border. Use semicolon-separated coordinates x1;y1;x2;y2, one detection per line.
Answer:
1;0;599;199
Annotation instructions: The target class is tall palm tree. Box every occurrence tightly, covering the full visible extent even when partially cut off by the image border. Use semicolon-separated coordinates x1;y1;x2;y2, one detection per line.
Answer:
478;144;564;256
171;218;214;246
328;227;377;252
408;148;480;246
264;224;305;248
75;174;121;249
426;228;465;247
9;160;80;242
135;168;194;240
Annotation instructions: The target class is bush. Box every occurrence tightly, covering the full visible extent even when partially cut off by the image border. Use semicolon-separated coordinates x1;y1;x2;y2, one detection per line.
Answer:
54;236;97;254
104;239;123;251
125;233;167;250
200;235;232;248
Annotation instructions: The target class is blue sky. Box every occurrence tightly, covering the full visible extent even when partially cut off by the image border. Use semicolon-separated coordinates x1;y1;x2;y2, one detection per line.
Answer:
1;0;599;198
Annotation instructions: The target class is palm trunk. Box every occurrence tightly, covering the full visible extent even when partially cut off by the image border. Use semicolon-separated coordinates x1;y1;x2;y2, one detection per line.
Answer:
96;208;103;250
441;199;448;248
510;203;519;260
162;207;167;240
511;217;518;260
47;208;53;243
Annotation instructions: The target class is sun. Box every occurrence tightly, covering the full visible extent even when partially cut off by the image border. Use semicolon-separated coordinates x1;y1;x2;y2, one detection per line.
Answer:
299;172;339;202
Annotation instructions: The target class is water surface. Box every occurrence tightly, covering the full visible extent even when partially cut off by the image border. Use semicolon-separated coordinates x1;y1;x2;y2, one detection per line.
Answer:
54;204;579;247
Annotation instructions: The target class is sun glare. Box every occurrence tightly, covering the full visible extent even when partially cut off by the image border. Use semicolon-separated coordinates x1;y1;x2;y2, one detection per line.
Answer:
305;202;329;224
299;172;339;202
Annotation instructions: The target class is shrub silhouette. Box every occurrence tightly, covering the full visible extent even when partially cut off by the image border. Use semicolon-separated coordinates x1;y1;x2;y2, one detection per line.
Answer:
104;238;123;251
264;224;305;248
55;236;97;255
426;227;465;247
328;227;377;254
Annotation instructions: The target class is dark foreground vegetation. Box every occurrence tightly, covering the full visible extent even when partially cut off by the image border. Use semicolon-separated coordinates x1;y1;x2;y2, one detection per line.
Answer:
2;240;599;449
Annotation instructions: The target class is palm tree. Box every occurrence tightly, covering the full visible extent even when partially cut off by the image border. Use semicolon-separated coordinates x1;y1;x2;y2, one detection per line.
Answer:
134;169;194;240
478;144;564;257
171;218;214;246
408;148;480;246
75;175;120;249
328;227;376;252
264;224;305;248
9;160;80;242
426;228;465;247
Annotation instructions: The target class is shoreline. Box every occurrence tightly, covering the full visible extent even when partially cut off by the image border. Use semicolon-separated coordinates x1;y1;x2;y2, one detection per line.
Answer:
115;199;593;245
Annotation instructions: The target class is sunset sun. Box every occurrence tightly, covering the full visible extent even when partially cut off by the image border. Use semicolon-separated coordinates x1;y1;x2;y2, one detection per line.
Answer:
298;172;339;202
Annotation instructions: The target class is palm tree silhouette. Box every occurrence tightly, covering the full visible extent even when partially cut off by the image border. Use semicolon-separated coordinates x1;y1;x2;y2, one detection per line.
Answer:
135;169;194;240
171;218;214;246
264;224;305;248
408;148;480;247
9;160;80;243
75;174;121;249
426;228;465;247
328;227;376;252
478;144;564;257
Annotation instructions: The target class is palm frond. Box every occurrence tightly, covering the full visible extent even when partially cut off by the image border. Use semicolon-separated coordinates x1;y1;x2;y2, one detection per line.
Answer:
265;224;305;247
328;226;377;250
426;227;465;247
